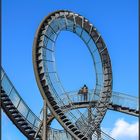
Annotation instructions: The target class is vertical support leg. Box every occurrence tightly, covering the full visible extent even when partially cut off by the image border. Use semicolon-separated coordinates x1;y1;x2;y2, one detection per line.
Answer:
88;106;92;140
43;100;48;140
97;126;101;140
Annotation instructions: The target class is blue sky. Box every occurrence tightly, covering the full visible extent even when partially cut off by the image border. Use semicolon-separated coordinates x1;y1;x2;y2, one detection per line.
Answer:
2;0;138;140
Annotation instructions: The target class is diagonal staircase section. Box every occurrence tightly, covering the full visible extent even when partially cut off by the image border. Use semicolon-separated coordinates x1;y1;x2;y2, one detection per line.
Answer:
1;68;42;140
1;89;41;140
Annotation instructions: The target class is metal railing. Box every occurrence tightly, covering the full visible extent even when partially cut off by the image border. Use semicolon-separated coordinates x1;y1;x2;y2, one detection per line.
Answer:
111;91;138;110
47;127;73;140
60;89;139;111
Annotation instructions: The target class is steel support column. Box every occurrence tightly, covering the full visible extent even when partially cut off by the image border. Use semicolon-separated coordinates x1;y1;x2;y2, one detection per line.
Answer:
97;126;101;140
43;100;48;140
88;106;92;140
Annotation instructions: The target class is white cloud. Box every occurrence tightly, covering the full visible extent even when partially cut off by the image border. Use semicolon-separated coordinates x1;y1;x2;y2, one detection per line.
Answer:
102;118;139;140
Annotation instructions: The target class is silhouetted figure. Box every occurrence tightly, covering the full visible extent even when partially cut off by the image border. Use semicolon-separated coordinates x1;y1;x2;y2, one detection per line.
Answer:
82;84;88;101
78;85;88;101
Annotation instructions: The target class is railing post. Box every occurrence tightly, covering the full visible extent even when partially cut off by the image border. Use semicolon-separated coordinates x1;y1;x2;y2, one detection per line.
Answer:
42;100;48;140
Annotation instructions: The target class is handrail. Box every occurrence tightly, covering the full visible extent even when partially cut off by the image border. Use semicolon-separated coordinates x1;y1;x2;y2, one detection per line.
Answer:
60;89;139;110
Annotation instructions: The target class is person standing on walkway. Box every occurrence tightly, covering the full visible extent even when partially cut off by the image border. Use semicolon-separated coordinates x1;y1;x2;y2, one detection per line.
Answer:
82;84;88;101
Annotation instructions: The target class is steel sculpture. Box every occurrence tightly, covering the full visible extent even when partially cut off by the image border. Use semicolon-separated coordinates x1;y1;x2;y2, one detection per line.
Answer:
1;10;139;140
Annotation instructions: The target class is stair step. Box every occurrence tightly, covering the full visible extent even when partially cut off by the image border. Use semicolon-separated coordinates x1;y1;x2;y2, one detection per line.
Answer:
24;126;32;131
78;134;85;139
43;86;49;92
60;115;66;120
50;100;57;106
81;137;88;140
62;118;69;123
48;96;54;101
71;127;77;132
136;111;139;114
121;107;129;110
8;106;17;110
17;118;25;123
28;130;36;135
13;114;22;119
1;90;5;94
129;109;135;112
21;122;28;126
65;121;72;126
74;130;81;135
55;109;62;114
68;124;75;129
46;91;51;96
4;102;13;106
10;110;19;114
53;105;59;110
40;79;46;87
1;96;10;100
57;112;64;116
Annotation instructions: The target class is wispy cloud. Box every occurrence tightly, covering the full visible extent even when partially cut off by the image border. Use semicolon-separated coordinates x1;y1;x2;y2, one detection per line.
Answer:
102;118;139;140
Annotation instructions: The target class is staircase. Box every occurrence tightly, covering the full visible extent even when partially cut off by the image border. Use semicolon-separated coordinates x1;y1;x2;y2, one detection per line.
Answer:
1;89;41;140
